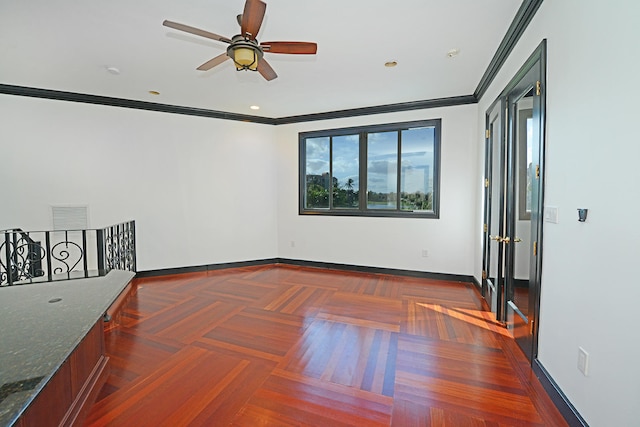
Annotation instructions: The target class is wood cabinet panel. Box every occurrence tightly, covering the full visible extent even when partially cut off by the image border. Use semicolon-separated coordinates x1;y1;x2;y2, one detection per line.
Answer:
16;321;108;427
18;360;72;426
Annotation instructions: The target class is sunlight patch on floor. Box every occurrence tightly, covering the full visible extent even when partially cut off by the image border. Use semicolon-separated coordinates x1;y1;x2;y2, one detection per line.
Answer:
416;303;511;337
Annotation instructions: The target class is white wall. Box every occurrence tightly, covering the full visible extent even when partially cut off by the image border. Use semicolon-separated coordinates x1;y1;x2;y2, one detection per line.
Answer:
0;95;279;271
1;94;479;278
276;105;478;275
475;1;640;425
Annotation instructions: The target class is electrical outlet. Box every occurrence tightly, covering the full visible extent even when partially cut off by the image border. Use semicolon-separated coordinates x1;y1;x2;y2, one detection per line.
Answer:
577;347;589;376
421;250;429;258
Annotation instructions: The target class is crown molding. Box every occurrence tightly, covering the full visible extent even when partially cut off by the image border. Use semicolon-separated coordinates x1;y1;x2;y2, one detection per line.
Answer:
0;84;477;125
474;0;544;100
0;84;274;125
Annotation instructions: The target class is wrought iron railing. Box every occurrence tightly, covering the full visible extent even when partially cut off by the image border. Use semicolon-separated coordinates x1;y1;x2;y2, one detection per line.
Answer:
0;220;136;286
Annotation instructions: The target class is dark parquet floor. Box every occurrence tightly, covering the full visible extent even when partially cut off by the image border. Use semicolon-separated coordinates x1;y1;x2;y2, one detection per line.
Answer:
84;264;567;426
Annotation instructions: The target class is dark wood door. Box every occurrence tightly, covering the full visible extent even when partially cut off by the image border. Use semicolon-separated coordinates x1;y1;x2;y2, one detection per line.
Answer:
504;43;546;362
483;40;546;362
482;99;507;320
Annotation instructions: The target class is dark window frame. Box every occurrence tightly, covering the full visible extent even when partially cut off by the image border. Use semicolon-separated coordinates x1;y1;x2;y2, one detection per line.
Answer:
299;119;441;218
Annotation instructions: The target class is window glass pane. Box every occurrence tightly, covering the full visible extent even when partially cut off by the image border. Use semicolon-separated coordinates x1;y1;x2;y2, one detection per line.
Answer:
367;131;398;209
332;135;359;209
525;117;533;212
305;137;330;208
400;127;435;212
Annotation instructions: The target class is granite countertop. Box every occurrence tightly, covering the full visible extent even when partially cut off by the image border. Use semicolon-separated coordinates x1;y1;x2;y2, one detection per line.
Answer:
0;270;135;427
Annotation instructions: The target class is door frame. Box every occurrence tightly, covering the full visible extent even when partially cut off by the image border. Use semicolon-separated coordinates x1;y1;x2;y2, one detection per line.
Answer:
481;39;546;362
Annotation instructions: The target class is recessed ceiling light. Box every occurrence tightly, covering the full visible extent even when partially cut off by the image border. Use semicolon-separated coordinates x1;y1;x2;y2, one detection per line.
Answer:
384;61;398;68
148;90;160;96
250;105;260;110
106;66;120;75
447;48;460;58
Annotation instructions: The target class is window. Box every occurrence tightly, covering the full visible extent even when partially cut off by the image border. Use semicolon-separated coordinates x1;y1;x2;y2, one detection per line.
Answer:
299;119;440;218
518;108;533;220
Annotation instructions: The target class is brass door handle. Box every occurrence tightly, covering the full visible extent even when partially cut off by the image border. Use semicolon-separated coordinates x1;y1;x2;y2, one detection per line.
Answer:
503;237;522;244
490;235;504;242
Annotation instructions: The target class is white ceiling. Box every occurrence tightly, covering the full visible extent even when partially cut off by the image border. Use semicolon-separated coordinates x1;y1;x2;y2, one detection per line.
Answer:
0;0;522;118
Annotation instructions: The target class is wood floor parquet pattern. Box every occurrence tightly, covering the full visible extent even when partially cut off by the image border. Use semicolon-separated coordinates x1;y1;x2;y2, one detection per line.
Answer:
84;265;566;426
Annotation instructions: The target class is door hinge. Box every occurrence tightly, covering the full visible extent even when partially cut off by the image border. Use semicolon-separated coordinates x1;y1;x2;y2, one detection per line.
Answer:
484;178;489;188
529;319;535;334
485;129;490;139
484;223;488;233
482;270;487;280
533;241;537;256
535;165;540;179
536;81;541;96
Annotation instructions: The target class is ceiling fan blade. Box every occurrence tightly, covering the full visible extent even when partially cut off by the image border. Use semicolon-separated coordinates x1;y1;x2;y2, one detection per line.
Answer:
196;53;230;71
257;58;277;81
240;0;266;40
163;20;232;44
261;41;317;54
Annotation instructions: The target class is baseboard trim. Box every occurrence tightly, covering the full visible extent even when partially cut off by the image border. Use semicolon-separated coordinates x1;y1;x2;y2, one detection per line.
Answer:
135;258;280;278
277;258;474;282
532;359;588;427
513;278;529;288
136;258;474;283
472;275;482;289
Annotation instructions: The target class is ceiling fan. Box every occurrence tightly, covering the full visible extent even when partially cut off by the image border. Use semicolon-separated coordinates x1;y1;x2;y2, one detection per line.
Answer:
163;0;317;81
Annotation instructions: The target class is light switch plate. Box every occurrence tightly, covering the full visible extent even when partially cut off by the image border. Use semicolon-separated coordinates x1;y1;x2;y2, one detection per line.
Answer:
578;347;589;376
544;206;559;223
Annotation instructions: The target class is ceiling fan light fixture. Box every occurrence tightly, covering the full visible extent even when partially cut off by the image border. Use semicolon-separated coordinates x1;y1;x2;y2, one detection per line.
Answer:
233;46;259;70
227;36;263;71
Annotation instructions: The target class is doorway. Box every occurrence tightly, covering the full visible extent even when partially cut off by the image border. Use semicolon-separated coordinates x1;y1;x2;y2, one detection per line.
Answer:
482;40;546;362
